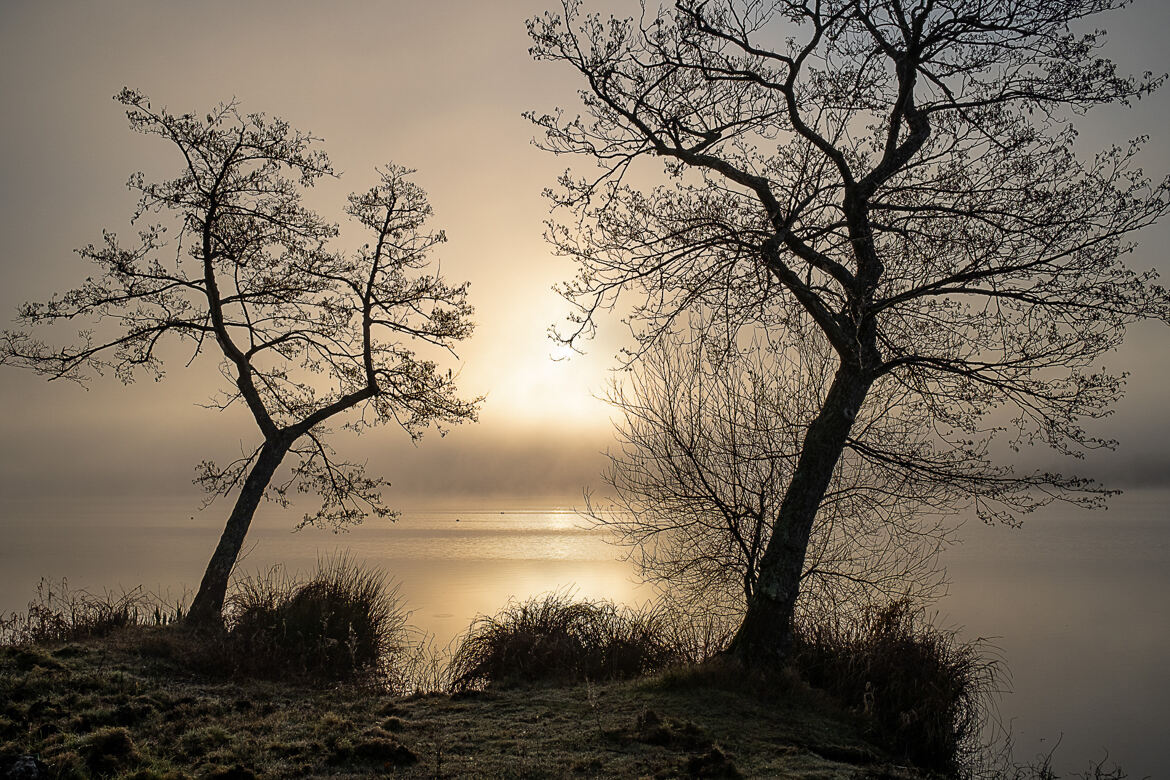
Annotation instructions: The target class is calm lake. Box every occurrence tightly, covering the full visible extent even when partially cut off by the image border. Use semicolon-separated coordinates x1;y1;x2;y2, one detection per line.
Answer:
2;490;1167;777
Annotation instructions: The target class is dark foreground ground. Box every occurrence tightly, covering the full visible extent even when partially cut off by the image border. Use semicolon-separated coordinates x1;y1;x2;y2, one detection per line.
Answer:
0;633;931;779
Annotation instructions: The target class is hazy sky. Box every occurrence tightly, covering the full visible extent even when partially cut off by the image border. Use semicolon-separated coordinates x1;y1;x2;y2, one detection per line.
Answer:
1;0;1168;512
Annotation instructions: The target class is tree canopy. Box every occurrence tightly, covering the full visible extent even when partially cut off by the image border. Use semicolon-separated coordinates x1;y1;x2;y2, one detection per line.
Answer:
528;0;1170;661
2;90;480;622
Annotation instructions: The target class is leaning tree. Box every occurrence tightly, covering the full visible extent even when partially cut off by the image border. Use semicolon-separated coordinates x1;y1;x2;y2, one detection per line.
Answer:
528;0;1170;663
1;90;480;625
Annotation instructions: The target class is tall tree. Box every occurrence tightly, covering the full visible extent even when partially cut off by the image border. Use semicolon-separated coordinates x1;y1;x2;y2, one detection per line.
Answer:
1;90;480;625
528;0;1170;664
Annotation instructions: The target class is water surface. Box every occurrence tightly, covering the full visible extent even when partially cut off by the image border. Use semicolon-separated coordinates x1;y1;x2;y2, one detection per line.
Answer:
1;491;1166;776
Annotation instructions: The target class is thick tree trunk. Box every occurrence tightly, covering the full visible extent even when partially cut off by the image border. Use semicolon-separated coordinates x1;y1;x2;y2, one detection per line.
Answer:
729;361;872;666
186;438;290;627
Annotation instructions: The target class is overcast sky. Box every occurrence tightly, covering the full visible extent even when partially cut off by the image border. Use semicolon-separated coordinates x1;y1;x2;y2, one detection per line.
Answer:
1;0;1168;515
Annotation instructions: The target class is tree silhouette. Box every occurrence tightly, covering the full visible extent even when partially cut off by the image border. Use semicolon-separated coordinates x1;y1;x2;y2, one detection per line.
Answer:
528;0;1170;663
592;323;951;622
2;90;480;625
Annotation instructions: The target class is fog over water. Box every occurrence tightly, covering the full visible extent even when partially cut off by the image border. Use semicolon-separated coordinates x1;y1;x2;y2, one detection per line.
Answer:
939;490;1170;778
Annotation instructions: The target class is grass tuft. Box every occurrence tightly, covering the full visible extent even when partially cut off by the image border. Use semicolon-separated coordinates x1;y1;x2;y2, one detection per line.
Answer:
223;555;407;684
792;598;1000;774
448;591;683;690
0;579;184;645
80;725;141;774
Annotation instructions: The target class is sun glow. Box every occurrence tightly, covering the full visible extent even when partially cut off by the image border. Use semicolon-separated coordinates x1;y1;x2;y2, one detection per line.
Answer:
483;339;611;430
452;279;619;432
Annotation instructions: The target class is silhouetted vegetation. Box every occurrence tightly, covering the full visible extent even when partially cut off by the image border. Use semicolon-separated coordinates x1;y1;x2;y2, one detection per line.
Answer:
1;564;1142;776
449;592;683;691
445;590;1004;773
590;331;953;624
0;90;480;626
0;0;1162;774
0;579;182;646
1;630;924;778
530;0;1170;666
792;599;999;774
1003;749;1132;780
223;556;407;684
1;560;412;690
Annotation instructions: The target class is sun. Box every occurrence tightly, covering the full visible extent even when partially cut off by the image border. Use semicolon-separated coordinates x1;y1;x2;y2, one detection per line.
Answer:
497;343;609;428
548;340;577;363
468;332;612;431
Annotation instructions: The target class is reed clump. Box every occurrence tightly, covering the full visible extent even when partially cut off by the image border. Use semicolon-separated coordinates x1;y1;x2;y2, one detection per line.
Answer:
792;598;999;774
222;555;408;684
0;579;182;645
449;591;683;691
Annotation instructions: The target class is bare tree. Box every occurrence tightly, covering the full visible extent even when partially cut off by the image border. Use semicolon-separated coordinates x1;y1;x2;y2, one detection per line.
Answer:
528;0;1170;664
593;320;952;622
1;90;480;625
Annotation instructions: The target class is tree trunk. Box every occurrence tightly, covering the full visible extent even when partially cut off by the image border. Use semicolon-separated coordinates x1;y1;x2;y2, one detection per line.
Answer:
186;438;290;627
728;361;872;666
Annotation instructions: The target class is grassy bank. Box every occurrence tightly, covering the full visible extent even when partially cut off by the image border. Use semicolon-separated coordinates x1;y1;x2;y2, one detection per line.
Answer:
0;634;923;778
6;564;1103;778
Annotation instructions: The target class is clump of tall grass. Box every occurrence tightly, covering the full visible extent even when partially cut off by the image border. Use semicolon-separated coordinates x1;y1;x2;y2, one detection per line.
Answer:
448;591;683;691
792;598;1000;774
1;561;427;692
0;578;183;645
223;555;407;684
658;607;737;666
